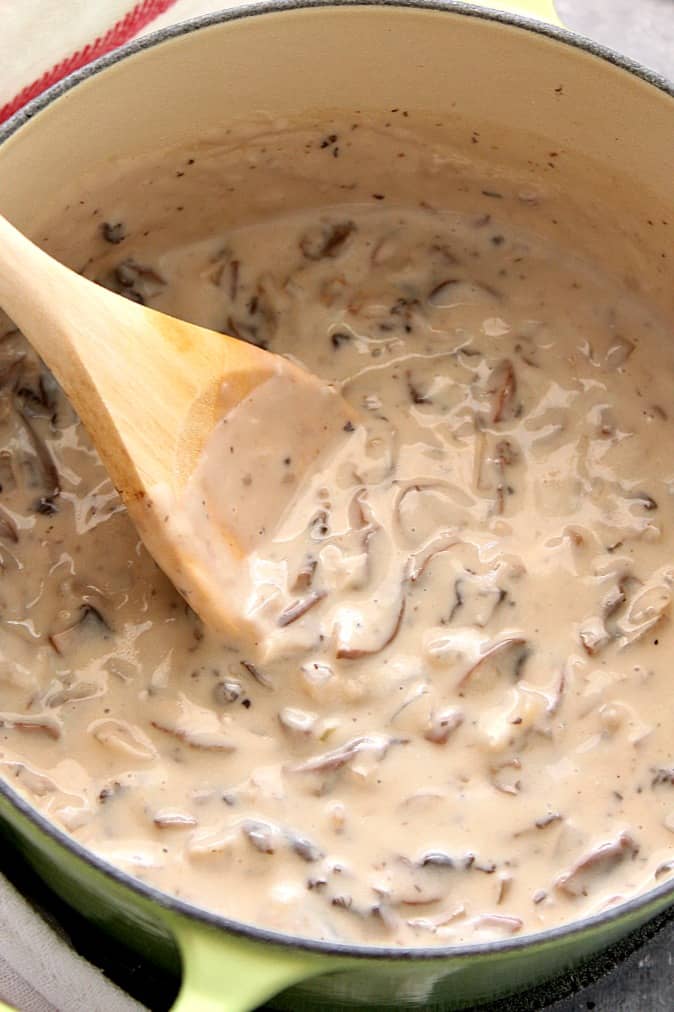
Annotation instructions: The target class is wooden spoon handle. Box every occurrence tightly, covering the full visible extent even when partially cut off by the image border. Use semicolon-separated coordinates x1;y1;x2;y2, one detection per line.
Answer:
0;213;156;417
0;213;165;492
0;214;92;361
0;213;291;504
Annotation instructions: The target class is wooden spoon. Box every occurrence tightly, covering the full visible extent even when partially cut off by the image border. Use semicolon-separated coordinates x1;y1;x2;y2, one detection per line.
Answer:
0;214;351;644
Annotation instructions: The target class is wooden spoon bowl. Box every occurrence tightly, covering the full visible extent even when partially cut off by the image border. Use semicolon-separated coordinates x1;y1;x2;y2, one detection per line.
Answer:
0;214;351;643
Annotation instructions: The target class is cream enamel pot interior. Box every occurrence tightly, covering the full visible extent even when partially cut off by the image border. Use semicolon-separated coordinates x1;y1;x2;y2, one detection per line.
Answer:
0;2;672;1009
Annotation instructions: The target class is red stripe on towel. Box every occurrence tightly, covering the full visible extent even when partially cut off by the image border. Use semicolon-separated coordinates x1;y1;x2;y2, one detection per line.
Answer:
0;0;178;124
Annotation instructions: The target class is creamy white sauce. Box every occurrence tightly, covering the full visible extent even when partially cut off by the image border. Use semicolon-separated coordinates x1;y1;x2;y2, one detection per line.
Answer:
0;178;672;946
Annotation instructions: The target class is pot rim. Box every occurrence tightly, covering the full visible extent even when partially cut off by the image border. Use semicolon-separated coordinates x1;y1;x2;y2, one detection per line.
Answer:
1;0;673;147
0;0;672;963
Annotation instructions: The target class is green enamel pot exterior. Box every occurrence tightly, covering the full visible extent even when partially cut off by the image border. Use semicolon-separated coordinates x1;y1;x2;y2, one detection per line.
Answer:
2;783;673;1011
0;3;672;1010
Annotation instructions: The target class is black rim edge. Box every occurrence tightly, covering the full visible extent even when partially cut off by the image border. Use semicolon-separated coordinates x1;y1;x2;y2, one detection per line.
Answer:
0;0;672;964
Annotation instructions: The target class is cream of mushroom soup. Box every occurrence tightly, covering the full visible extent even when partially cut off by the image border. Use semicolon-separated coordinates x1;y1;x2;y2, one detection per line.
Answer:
0;123;672;947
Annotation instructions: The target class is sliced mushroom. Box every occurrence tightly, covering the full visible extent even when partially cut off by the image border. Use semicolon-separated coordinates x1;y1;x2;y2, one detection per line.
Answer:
226;285;277;349
153;810;198;829
287;831;324;863
428;279;500;308
150;695;236;752
89;718;158;761
617;581;670;647
424;707;464;744
292;557;317;592
1;761;58;797
288;734;406;774
277;590;326;627
16;405;60;498
242;819;280;854
405;532;460;583
109;258;166;303
372;858;446;907
240;660;273;689
421;628;527;691
489;757;522;796
651;767;674;787
0;711;61;739
555;831;638;897
578;617;611;656
278;707;318;738
468;913;523;935
488;359;518;423
212;679;243;705
448;572;507;628
407;904;466;932
49;603;111;655
299;221;355;260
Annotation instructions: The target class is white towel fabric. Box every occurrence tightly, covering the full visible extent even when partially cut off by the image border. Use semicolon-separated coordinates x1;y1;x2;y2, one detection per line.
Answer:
0;870;145;1012
0;1;251;123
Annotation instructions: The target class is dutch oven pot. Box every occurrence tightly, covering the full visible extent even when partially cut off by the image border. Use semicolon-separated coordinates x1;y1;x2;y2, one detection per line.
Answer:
0;2;672;1009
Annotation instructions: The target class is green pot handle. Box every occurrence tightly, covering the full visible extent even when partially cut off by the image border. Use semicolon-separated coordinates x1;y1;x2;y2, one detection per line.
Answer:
467;0;562;25
168;917;340;1012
